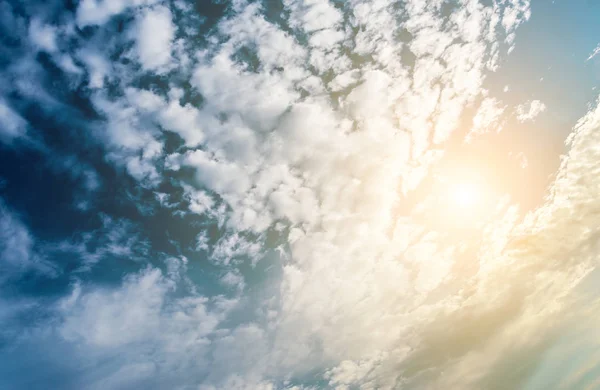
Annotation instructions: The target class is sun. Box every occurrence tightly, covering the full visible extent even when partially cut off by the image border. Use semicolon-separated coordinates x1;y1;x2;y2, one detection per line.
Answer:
450;182;482;209
423;164;497;232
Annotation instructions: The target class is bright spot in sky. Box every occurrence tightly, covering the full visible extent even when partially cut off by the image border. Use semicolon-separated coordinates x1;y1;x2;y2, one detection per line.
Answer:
424;174;492;233
450;182;482;209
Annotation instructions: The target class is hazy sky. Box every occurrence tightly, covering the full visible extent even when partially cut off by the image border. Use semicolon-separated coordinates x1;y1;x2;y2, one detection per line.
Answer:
1;0;600;389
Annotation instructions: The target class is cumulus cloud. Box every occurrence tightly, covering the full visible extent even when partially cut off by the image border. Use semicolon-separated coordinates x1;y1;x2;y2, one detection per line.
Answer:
516;99;546;122
140;1;550;387
56;265;240;389
133;5;175;72
7;0;600;389
28;19;58;52
60;0;541;386
77;49;111;89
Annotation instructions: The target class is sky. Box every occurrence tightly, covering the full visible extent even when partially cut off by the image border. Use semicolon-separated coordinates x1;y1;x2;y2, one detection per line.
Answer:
1;0;600;389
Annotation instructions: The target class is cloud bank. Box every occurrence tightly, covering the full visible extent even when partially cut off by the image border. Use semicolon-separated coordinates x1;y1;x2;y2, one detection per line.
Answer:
2;0;600;389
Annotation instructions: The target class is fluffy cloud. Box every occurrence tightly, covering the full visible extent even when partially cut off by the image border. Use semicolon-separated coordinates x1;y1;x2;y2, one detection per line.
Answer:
133;5;175;72
150;1;546;387
28;19;58;52
57;265;239;389
467;96;506;140
65;0;538;386
516;99;546;122
7;0;600;389
77;50;111;89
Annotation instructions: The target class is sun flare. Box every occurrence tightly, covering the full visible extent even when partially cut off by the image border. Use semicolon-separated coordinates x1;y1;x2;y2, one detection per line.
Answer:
450;182;482;209
4;0;597;388
425;172;495;232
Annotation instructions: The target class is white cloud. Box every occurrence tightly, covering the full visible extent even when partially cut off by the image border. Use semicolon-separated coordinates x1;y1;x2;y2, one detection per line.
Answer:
0;200;35;273
91;93;163;185
57;264;254;388
467;97;506;140
328;69;360;92
13;0;587;388
158;99;205;146
516;99;546;122
211;233;262;266
0;199;55;281
28;19;58;52
60;268;168;347
76;0;158;26
186;188;215;216
587;43;600;61
192;53;300;132
179;149;252;197
0;98;27;143
77;50;111;89
87;362;158;390
285;0;342;33
56;54;83;75
148;3;540;386
134;5;175;72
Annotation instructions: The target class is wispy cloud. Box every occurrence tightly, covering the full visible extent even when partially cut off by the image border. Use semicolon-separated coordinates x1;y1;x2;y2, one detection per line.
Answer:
516;99;546;122
0;198;55;282
587;43;600;61
0;98;28;144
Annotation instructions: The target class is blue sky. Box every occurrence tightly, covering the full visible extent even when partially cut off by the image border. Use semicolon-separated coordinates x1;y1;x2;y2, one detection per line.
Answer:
1;0;600;389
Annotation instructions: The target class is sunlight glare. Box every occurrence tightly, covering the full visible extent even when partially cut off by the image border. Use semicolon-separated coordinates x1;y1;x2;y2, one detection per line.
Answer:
450;182;481;209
